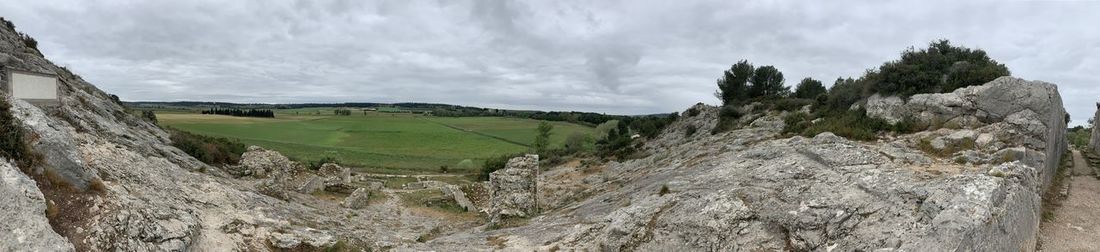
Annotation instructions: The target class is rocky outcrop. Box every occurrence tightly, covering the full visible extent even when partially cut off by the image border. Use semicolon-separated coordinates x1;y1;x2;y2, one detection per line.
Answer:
488;154;539;225
865;76;1067;188
2;18;455;251
238;146;299;178
412;78;1067;250
0;159;74;251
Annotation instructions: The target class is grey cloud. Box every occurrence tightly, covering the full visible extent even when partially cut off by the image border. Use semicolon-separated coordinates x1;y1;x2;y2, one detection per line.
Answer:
1;0;1099;121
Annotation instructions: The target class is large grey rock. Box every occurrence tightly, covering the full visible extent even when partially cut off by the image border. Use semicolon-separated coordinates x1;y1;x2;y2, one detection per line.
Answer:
865;94;906;124
488;154;539;225
238;145;298;178
0;159;74;251
7;97;97;190
864;76;1067;188
343;188;371;209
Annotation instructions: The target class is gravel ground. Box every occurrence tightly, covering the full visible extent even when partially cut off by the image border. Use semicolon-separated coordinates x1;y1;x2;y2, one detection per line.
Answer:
1038;150;1100;251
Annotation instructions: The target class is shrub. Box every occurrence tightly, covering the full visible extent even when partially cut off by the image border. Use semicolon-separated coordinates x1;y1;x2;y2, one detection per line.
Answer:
769;98;814;112
20;33;37;49
141;110;158;125
168;128;246;166
710;106;743;134
684;124;697;138
658;185;670;196
0;98;41;168
685;106;701;117
308;156;339;170
597;121;635;159
781;112;812;135
800;109;891;141
793;78;827;99
864;40;1009;97
563;132;594;154
479;153;520;181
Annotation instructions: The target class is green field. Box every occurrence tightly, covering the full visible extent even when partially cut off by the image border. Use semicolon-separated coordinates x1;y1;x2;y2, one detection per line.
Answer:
159;109;596;174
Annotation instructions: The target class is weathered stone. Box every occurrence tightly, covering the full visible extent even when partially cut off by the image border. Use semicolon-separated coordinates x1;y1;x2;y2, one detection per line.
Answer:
7;97;97;190
297;175;324;194
489;154;539;225
0;159;75;251
441;184;477;212
318;163;353;193
343;188;371;209
257;178;291;201
239;145;298;178
865;94;906;124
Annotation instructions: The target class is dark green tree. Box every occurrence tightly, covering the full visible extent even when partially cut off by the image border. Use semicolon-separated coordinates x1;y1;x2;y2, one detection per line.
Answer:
533;122;553;154
792;78;827;99
748;65;787;98
715;60;755;105
865;40;1009;96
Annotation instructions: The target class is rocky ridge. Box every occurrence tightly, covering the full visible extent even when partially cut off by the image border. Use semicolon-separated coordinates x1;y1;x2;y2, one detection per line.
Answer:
412;77;1067;251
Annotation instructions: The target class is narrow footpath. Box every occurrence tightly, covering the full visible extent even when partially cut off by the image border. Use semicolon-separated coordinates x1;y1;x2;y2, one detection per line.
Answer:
1038;150;1100;251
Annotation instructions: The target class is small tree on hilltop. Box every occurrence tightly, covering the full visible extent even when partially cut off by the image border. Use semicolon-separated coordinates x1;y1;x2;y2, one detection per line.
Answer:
533;122;553;154
748;65;787;98
715;60;755;105
793;78;827;99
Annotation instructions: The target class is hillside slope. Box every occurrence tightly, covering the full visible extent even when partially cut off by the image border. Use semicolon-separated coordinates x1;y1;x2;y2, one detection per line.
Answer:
0;18;437;251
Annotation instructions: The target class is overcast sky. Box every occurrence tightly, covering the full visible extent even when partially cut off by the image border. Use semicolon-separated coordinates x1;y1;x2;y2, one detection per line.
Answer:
2;0;1098;124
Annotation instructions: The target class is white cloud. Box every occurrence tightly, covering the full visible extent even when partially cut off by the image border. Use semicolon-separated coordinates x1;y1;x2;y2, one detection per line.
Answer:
2;0;1099;123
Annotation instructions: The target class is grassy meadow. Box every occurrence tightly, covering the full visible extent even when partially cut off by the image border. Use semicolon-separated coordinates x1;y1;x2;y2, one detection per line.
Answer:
158;108;598;174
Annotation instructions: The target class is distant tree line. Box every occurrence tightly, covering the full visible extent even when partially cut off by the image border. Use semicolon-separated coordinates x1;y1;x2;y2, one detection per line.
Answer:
201;108;275;118
334;109;352;116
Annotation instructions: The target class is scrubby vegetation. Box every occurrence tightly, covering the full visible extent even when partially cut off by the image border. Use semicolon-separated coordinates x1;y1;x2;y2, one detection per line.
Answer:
167;128;246;166
710;106;743;134
479;153;520;181
1;98;41;168
707;40;1012;140
1068;125;1091;149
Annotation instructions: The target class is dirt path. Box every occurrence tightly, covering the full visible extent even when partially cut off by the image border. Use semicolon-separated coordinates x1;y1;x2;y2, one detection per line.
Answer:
1038;150;1100;251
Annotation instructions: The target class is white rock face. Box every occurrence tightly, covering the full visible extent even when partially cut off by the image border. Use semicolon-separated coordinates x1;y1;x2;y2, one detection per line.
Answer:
488;154;539;225
0;159;74;251
865;94;907;124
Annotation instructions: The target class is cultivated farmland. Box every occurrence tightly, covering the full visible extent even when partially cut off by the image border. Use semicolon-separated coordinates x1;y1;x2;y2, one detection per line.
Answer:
158;108;598;174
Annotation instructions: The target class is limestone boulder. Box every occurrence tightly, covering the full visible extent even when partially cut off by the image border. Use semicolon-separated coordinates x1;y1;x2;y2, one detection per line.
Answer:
488;154;539;225
239;146;298;178
0;159;74;251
